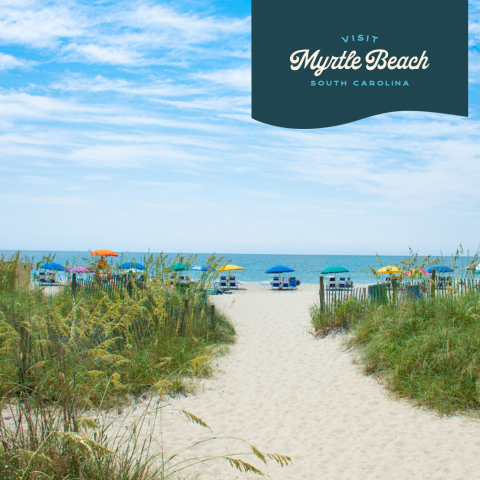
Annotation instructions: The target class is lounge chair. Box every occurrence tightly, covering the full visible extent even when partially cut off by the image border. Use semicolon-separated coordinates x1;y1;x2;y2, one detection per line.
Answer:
271;279;281;289
328;277;336;289
218;279;228;290
338;278;346;289
228;277;238;289
289;277;297;289
280;277;290;289
37;271;47;283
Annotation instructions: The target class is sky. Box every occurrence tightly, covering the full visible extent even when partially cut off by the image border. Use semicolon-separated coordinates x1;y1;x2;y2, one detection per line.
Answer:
0;0;480;256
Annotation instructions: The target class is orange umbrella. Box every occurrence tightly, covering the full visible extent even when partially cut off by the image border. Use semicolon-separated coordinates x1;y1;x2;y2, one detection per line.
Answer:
90;249;118;257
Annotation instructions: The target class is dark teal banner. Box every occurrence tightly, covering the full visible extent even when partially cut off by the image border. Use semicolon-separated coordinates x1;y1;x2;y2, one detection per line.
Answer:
252;0;468;129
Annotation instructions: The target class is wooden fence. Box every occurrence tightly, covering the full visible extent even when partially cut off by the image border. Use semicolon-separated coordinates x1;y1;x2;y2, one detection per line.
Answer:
71;275;146;295
316;275;480;330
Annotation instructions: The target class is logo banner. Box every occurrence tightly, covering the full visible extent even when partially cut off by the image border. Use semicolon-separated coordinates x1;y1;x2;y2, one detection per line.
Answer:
252;0;468;129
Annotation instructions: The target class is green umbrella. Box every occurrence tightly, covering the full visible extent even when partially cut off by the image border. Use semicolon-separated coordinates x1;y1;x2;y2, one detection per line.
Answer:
321;266;349;274
168;263;190;271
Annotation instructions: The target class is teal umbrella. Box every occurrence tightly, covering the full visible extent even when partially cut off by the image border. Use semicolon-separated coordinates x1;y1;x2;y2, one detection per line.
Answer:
321;266;349;274
168;263;190;272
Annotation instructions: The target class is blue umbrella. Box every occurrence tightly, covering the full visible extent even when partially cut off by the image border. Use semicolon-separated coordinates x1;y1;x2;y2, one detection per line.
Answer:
427;266;453;273
40;262;64;271
120;262;146;270
191;264;211;271
265;265;295;274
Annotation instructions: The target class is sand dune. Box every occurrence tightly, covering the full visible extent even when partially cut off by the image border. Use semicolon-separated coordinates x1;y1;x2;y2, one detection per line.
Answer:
121;283;480;479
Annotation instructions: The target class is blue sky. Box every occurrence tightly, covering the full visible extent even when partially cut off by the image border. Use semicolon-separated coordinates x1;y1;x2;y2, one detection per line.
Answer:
0;0;479;256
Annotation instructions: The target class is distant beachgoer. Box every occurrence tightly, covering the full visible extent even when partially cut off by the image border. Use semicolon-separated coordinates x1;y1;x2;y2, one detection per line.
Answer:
296;279;301;286
346;277;353;287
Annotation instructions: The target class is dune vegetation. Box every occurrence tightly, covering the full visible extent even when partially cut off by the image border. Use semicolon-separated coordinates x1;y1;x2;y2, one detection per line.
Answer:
311;250;480;415
0;252;291;479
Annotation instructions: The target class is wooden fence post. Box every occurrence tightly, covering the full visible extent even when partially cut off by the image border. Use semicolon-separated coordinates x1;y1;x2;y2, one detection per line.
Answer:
319;276;325;312
431;270;436;298
209;304;215;329
392;278;397;304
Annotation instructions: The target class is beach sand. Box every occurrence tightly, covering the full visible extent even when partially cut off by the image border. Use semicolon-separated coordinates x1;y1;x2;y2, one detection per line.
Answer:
112;283;480;479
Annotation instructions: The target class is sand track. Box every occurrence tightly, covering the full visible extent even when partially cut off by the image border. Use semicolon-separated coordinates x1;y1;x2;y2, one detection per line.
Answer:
135;284;480;479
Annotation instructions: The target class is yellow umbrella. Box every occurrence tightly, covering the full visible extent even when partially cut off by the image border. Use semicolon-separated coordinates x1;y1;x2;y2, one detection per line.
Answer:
377;266;401;274
217;264;245;272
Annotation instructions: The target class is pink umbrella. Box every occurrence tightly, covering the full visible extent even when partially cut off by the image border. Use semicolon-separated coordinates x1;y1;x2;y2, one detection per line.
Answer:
404;269;428;277
67;265;93;273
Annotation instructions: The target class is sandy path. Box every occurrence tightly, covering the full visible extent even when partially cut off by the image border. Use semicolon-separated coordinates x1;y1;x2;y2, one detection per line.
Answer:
131;284;480;479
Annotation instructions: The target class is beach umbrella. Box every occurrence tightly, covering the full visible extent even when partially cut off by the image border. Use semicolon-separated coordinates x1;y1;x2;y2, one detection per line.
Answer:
66;265;93;273
191;264;211;271
404;269;428;277
217;265;244;279
466;262;480;271
168;263;190;271
427;266;453;273
321;266;349;275
40;262;64;271
90;249;118;257
120;262;146;270
217;264;244;273
90;250;117;277
265;265;295;274
377;266;401;274
320;266;349;286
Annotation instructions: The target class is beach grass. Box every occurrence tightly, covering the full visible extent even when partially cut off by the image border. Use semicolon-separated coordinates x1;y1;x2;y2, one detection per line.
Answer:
310;248;480;415
0;252;235;405
347;289;480;415
0;252;292;478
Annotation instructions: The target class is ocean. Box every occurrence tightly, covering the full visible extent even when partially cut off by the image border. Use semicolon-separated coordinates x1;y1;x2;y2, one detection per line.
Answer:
1;250;474;285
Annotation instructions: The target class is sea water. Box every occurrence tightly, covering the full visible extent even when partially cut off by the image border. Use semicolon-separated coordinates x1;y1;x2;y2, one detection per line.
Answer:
1;250;474;285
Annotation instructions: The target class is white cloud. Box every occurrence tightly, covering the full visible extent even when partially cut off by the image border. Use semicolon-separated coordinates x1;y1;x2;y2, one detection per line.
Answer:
195;66;251;91
0;52;35;70
50;74;204;97
0;1;86;48
0;1;249;66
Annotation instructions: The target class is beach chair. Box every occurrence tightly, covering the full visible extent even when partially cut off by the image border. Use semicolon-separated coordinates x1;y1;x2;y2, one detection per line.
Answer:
289;277;297;289
218;278;228;290
228;277;238;289
37;271;47;283
328;277;336;289
270;277;282;290
338;278;346;289
280;277;290;289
